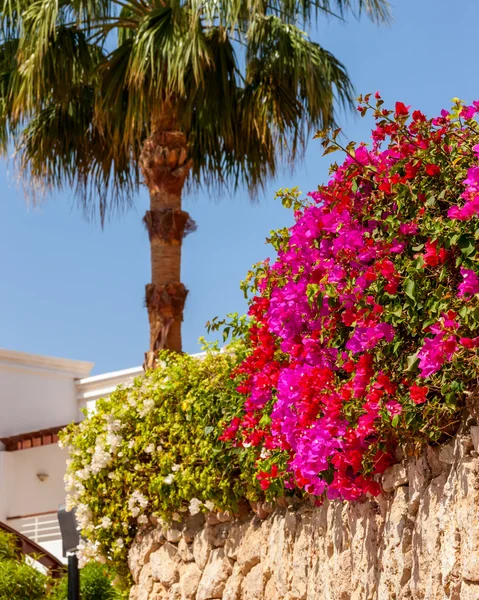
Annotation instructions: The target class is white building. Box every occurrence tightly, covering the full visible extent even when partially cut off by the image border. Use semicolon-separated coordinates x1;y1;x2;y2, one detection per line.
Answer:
0;348;141;559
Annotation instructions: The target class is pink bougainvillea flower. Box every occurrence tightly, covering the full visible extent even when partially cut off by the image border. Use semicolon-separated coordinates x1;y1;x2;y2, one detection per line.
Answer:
386;400;403;416
458;267;479;298
346;323;395;353
448;197;479;220
399;222;419;235
417;333;458;377
461;105;478;120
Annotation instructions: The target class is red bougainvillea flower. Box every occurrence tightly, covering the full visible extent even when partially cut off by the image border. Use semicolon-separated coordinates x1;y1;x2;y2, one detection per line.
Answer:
395;101;410;116
409;385;429;405
425;164;441;176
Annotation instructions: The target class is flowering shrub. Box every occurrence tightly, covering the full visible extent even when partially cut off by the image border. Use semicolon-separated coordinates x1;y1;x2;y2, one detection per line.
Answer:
60;346;258;580
224;96;479;501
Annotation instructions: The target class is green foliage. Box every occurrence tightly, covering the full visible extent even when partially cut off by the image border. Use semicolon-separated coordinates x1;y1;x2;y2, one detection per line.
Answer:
0;559;48;600
0;530;123;600
60;345;259;580
0;530;18;561
0;531;47;600
49;562;124;600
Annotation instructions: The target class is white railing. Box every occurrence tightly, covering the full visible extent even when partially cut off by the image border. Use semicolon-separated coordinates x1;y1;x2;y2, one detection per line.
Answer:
7;511;61;545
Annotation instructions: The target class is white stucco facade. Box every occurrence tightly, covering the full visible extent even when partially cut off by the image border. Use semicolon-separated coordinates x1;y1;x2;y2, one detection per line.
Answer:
0;349;94;437
0;348;141;559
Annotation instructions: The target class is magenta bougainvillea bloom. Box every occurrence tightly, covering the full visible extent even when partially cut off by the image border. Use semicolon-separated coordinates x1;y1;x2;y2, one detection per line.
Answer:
223;96;479;502
458;268;479;298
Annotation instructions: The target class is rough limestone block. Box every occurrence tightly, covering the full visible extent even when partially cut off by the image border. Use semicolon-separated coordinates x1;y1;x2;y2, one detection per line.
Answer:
165;523;183;544
212;522;232;548
177;538;194;563
470;426;479;454
222;563;244;600
195;548;233;600
241;563;267;600
460;580;479;600
178;563;202;599
129;528;165;583
150;542;179;588
192;526;215;570
181;513;205;543
224;522;247;560
382;463;408;493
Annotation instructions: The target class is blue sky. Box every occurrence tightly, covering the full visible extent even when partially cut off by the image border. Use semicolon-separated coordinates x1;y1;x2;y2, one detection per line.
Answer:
1;0;479;374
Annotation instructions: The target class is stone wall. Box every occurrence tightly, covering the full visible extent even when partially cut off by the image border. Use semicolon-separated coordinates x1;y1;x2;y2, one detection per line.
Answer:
128;425;479;600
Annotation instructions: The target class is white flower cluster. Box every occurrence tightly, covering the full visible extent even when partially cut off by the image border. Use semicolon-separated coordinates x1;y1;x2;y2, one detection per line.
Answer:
188;498;202;515
90;442;113;475
64;457;86;509
114;537;124;550
260;448;271;459
163;464;181;485
188;498;215;515
77;539;100;568
138;397;155;418
127;392;137;407
104;416;123;453
76;503;93;532
99;516;112;529
128;490;148;518
163;473;175;485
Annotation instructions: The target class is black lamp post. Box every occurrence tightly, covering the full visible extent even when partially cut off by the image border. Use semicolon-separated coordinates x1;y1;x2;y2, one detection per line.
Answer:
57;506;80;600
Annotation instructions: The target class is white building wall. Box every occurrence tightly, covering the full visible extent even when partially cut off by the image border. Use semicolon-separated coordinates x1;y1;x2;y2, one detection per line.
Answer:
2;445;68;519
0;449;7;522
0;349;93;437
0;374;78;437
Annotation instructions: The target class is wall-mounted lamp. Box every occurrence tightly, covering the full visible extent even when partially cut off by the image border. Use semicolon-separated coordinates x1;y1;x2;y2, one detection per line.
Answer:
37;473;49;482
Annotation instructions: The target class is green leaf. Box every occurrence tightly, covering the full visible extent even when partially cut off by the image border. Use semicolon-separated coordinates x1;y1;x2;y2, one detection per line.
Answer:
458;234;476;257
405;353;419;372
404;278;416;302
323;145;339;156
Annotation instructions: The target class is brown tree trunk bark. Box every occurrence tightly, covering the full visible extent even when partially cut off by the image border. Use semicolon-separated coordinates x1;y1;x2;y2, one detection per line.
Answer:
140;118;193;369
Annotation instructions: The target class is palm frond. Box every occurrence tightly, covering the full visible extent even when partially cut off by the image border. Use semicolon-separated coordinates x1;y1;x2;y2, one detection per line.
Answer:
16;90;139;222
243;15;353;149
0;38;19;153
14;26;102;116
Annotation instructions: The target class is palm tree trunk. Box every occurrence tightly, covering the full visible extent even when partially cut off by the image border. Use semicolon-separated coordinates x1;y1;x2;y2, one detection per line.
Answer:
140;120;193;369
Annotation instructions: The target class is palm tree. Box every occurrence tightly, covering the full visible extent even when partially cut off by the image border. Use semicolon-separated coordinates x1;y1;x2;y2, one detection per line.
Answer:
0;0;390;367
